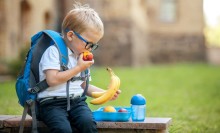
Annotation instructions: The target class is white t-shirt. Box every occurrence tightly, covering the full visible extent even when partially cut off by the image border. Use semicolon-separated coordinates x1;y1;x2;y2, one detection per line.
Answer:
37;45;88;99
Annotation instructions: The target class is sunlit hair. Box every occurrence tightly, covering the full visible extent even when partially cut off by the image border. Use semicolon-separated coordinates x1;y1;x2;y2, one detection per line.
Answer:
62;2;104;36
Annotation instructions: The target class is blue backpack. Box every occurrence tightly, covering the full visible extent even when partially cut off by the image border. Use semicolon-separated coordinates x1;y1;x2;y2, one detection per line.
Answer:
15;30;89;133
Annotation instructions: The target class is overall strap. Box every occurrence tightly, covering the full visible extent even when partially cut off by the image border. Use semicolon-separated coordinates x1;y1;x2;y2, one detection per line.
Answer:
82;69;90;97
19;104;29;133
66;69;90;111
19;101;38;133
30;101;38;133
66;80;71;111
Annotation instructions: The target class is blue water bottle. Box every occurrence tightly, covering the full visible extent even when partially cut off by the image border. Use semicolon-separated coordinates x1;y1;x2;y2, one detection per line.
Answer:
130;94;146;121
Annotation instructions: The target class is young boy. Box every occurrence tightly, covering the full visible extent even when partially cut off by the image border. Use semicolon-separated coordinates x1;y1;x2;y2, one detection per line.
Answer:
37;3;120;133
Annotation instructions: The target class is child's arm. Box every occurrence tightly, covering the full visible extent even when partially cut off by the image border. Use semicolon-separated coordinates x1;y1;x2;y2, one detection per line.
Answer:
45;54;93;87
82;83;121;100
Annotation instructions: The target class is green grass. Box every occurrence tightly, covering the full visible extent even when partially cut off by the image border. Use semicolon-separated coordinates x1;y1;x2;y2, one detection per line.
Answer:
0;63;220;132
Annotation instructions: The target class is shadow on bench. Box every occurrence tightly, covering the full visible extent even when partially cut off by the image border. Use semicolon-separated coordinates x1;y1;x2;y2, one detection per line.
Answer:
0;115;172;133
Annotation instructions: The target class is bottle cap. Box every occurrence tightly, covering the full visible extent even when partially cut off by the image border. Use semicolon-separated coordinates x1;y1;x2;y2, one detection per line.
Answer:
131;94;146;105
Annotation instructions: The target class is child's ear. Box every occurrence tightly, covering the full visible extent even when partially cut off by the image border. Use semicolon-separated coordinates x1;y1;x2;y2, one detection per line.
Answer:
67;31;74;41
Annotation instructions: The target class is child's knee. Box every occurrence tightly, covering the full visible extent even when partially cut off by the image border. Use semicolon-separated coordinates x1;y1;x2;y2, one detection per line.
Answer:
77;116;97;132
79;115;96;127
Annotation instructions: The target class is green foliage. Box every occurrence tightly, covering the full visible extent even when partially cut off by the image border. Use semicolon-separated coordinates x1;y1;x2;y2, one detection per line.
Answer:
1;63;220;132
7;46;29;77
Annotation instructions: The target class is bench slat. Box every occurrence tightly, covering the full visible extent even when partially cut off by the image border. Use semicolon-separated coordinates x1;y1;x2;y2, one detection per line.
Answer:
0;115;21;128
96;118;172;130
0;115;172;133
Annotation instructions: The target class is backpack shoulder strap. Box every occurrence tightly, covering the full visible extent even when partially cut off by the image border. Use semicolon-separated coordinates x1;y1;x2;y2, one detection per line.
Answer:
43;30;68;70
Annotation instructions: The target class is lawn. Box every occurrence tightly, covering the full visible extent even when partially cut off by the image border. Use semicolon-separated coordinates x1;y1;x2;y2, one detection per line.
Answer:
0;63;220;132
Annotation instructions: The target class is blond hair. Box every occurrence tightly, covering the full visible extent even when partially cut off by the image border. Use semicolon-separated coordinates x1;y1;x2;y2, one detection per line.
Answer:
62;2;104;36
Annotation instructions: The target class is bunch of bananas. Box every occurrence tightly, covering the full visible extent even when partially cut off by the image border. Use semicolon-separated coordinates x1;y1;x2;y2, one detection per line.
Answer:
90;67;120;105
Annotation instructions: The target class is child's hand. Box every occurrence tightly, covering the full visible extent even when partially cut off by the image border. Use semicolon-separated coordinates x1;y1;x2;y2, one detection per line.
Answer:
77;53;94;71
110;90;121;101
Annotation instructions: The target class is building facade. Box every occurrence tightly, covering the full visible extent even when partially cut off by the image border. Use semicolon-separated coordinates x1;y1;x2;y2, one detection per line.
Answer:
146;0;205;63
0;0;205;73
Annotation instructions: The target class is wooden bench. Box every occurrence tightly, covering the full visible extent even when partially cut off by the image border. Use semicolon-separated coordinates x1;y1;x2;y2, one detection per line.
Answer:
0;115;172;133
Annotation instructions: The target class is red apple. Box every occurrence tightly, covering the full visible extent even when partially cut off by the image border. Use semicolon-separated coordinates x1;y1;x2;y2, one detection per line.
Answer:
118;108;128;112
83;51;93;61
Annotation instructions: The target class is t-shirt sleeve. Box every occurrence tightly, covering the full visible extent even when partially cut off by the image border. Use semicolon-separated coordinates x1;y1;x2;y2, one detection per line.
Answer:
40;46;60;72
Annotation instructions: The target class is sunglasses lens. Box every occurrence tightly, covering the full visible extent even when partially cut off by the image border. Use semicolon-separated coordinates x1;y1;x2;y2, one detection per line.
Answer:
91;44;98;51
86;43;99;51
85;43;92;49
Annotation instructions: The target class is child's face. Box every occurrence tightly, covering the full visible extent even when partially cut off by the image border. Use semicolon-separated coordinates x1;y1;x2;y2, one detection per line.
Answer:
67;29;103;56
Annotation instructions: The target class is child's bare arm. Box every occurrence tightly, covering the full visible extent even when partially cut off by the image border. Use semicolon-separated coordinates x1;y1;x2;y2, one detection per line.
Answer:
45;54;94;86
82;83;121;100
82;84;104;97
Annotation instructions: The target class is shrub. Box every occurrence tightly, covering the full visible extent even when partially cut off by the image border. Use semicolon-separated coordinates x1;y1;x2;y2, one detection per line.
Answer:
8;46;29;78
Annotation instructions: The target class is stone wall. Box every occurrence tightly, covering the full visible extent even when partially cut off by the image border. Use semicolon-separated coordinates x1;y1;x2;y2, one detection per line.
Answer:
0;0;59;62
148;33;206;63
147;0;204;34
0;0;60;74
146;0;206;63
0;0;21;61
94;19;133;66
